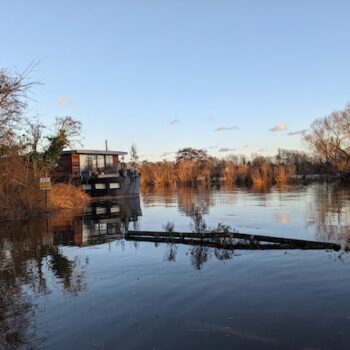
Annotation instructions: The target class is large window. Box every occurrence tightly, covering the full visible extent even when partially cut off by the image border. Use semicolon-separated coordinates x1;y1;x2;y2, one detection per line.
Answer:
80;154;97;171
80;154;116;172
105;155;113;167
97;155;105;168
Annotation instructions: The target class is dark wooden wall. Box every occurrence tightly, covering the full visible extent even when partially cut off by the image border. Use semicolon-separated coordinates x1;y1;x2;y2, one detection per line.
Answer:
71;153;80;178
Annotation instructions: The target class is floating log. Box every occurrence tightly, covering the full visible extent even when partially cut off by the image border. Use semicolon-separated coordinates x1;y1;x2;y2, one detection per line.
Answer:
126;230;341;251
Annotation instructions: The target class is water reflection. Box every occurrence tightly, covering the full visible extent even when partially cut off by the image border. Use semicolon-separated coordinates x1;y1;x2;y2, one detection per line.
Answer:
2;185;350;349
141;183;301;218
308;183;350;244
52;197;142;246
141;183;350;243
0;197;142;349
0;220;88;349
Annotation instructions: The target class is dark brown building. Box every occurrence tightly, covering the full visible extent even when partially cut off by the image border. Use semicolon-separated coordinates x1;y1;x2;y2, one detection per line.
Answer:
54;149;128;180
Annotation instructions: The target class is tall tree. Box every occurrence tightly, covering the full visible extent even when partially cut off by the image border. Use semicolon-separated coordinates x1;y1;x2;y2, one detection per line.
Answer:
44;116;82;168
176;147;209;162
130;143;139;163
0;66;35;140
304;104;350;174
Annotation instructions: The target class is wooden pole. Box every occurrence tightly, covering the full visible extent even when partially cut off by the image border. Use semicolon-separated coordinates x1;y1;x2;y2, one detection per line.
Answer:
45;189;48;212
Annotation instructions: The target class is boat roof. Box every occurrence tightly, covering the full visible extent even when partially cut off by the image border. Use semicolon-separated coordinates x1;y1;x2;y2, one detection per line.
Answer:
62;149;128;156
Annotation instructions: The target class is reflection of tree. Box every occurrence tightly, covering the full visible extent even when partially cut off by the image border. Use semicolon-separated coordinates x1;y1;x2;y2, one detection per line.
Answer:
214;248;234;261
164;243;178;262
188;245;211;270
48;247;87;296
165;211;235;270
0;219;87;349
141;185;213;215
308;183;350;243
142;184;295;221
141;185;177;207
185;244;234;270
177;185;213;216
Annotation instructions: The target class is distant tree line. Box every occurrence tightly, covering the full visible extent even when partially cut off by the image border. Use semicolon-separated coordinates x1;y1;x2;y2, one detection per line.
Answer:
139;103;350;188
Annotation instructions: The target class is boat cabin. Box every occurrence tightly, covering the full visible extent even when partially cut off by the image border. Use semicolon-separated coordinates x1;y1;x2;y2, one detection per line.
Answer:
54;149;128;180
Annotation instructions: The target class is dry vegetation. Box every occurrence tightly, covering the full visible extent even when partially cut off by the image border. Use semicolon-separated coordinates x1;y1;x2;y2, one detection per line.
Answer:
0;67;89;221
48;183;90;211
0;146;90;221
140;150;304;189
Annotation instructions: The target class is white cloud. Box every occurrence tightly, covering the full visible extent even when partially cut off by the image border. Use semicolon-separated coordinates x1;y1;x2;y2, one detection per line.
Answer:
57;96;77;106
169;118;179;125
288;129;308;136
218;147;236;152
160;151;175;158
269;123;287;132
214;125;239;132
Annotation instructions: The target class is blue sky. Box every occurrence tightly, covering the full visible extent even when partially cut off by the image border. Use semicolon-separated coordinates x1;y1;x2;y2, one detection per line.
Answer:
2;0;350;160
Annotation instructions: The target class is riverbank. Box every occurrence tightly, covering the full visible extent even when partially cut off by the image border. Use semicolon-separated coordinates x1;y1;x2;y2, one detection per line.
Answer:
0;183;90;222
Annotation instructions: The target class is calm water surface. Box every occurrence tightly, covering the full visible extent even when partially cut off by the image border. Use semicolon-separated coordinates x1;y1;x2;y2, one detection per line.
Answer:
140;183;350;243
1;183;350;349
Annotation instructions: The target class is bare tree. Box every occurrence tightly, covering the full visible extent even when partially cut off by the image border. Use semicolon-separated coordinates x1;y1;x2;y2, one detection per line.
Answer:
129;143;139;170
0;66;36;139
304;104;350;174
130;143;139;162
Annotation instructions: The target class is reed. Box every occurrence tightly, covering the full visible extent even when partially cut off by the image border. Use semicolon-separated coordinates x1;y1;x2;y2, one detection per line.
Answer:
0;148;90;221
223;163;236;184
139;151;312;188
177;160;198;184
274;164;296;184
140;161;177;187
49;183;90;211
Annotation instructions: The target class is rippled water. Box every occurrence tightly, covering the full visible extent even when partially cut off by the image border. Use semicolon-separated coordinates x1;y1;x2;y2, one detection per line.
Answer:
1;183;350;349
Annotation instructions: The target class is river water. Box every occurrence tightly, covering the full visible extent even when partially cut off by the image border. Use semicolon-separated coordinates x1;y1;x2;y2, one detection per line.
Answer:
1;183;350;349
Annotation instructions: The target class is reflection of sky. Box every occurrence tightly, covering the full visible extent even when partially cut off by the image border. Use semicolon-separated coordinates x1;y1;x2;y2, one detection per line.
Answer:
275;213;289;224
9;242;350;349
3;1;350;159
140;184;350;242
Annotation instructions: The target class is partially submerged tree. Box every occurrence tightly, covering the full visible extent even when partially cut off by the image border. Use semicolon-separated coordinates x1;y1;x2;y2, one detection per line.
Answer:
304;104;350;174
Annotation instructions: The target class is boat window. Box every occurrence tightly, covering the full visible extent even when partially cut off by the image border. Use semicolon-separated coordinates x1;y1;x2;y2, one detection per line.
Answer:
109;183;121;189
107;223;118;234
79;154;87;170
82;184;92;190
80;154;96;171
96;207;107;215
97;155;105;168
95;183;106;190
105;155;113;167
110;205;121;213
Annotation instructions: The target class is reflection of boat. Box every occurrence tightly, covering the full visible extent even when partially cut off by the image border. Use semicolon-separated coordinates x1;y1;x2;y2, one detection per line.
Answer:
53;149;140;197
50;196;142;246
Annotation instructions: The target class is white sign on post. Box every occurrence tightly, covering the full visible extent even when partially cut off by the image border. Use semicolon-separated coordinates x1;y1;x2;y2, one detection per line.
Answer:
40;177;51;190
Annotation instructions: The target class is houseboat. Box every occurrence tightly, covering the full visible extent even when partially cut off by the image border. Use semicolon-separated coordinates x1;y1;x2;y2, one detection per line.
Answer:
53;149;140;197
